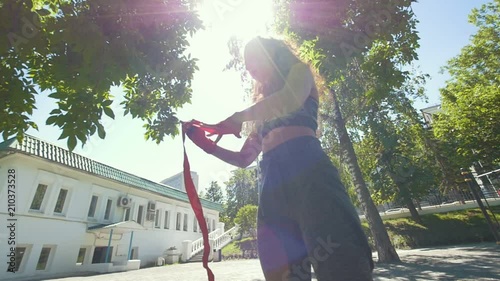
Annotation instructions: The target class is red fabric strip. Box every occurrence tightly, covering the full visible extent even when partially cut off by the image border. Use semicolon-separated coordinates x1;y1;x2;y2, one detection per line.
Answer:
182;126;215;281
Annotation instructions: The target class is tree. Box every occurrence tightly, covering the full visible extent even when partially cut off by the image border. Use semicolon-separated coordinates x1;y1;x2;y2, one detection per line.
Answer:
1;0;202;150
234;204;258;238
203;181;224;204
224;168;258;222
326;87;401;262
434;0;500;167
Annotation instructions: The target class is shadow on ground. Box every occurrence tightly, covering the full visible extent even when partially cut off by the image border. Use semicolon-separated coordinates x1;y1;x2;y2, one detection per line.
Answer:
8;243;499;281
373;243;500;281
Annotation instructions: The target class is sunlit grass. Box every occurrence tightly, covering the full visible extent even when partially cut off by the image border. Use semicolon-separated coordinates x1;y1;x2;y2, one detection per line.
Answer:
221;237;256;256
362;206;500;250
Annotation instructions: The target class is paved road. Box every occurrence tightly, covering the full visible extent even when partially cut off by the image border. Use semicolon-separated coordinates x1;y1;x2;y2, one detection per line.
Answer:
19;243;500;281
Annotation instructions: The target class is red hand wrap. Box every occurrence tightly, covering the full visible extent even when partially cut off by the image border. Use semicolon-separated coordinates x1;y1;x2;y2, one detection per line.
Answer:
181;125;215;281
186;126;217;154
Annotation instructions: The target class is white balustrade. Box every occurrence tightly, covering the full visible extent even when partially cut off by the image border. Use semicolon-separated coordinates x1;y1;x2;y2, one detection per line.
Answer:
181;225;240;261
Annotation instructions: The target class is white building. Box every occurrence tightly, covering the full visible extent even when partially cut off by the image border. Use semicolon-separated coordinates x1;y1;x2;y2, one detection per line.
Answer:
420;104;442;126
0;135;236;280
161;171;200;193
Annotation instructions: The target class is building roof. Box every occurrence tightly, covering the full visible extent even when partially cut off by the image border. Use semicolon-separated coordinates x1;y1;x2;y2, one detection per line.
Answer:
87;221;147;234
161;170;198;190
420;104;442;115
0;135;222;211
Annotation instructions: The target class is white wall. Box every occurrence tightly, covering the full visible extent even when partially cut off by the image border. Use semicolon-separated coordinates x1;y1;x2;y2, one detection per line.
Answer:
0;154;220;280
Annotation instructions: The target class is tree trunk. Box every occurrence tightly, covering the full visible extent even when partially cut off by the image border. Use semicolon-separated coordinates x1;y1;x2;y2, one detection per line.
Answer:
415;200;422;211
403;194;422;224
330;89;400;263
384;168;423;224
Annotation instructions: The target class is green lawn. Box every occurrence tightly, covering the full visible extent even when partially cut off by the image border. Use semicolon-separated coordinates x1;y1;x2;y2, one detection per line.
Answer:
221;237;257;257
362;205;500;249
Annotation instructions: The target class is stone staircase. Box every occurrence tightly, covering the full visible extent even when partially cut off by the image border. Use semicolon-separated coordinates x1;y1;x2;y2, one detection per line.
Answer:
183;225;240;262
187;251;208;263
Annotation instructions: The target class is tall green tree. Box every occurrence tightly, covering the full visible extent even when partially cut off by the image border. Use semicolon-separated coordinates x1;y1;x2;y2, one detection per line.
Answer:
224;168;258;222
1;0;202;150
369;118;435;224
203;181;224;204
234;204;258;238
434;0;500;167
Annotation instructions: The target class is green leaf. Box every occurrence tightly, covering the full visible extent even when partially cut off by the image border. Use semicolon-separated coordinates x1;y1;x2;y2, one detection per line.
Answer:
89;125;97;135
46;116;58;125
58;129;70;140
48;92;65;99
97;123;106;139
102;100;113;107
36;9;51;16
76;132;87;144
103;107;115;119
67;135;77;152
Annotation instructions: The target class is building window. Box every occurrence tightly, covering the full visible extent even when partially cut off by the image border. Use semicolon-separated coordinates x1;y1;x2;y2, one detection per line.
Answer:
137;205;144;225
104;199;113;220
130;247;139;260
193;217;198;232
30;184;48;211
183;213;188;231
123;208;131;221
164;211;170;229
154;209;161;228
76;248;86;265
53;188;68;214
212;219;216;232
36;247;52;270
92;246;113;264
11;247;27;272
176;212;181;230
87;195;98;218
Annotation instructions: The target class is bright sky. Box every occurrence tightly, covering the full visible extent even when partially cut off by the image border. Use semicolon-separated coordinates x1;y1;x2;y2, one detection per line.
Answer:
24;0;490;193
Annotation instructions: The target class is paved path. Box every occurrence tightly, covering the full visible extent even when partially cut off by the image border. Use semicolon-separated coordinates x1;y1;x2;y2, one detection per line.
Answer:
32;243;500;281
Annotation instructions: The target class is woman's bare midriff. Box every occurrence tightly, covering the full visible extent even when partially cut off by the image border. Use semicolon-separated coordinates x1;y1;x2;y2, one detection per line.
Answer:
262;126;316;154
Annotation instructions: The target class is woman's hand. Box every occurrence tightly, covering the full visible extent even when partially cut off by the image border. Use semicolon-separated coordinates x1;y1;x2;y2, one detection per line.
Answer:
207;113;243;139
185;125;217;154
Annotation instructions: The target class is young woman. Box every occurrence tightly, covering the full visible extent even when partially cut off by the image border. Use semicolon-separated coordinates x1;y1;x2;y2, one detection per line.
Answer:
185;36;374;281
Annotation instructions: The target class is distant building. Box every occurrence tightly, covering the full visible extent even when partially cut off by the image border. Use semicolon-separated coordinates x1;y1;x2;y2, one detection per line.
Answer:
161;171;199;193
0;135;227;280
419;104;499;199
420;104;442;127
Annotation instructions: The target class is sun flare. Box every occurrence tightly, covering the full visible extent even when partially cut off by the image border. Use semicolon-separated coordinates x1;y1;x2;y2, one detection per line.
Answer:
177;0;276;144
197;0;275;41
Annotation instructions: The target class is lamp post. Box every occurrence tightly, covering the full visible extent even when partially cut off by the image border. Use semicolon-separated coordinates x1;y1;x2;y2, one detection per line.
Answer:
461;168;500;244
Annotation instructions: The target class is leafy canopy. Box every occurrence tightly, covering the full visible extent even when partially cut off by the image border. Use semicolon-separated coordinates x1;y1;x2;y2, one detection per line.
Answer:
203;181;224;204
1;0;202;150
234;204;258;238
434;0;500;166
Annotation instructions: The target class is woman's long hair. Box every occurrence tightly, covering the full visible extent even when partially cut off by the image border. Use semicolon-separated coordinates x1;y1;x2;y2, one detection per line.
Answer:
244;36;324;137
247;37;302;103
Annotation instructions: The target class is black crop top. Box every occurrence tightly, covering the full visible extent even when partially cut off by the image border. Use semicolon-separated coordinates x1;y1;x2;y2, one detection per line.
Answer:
259;96;319;138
